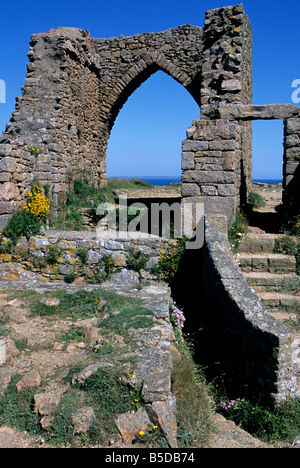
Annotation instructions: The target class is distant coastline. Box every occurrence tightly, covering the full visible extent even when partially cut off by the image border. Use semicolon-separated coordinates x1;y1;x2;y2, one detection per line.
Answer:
109;176;283;187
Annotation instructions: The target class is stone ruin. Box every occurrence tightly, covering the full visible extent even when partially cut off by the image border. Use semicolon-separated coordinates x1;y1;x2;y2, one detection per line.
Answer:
0;2;299;226
0;3;299;406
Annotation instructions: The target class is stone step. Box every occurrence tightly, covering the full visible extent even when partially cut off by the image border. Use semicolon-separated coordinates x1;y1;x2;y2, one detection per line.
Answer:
244;272;300;293
258;291;300;310
239;233;298;254
237;253;296;274
239;234;282;254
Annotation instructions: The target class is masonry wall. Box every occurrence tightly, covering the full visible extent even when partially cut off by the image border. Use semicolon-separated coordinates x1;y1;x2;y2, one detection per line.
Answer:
201;3;253;204
0;24;205;225
0;233;178;283
181;119;241;220
283;117;300;214
0;3;254;227
200;215;298;405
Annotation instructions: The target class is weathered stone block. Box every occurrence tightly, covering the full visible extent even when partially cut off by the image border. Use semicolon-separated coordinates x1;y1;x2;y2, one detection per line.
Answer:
285;147;300;161
0;156;17;173
0;202;14;214
16;368;41;393
201;185;217;196
181;151;195;170
181;183;200;197
0;182;20;201
182;170;235;184
286;118;300;134
0;173;12;182
221;79;242;92
182;140;208;152
208;140;237;151
284;162;299;175
218;184;236;196
0;144;12;156
115;407;151;445
285;135;300;147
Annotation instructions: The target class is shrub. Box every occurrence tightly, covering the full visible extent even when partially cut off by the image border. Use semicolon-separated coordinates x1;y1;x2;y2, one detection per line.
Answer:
46;243;63;265
64;273;76;284
126;248;150;271
216;396;300;442
77;247;89;264
3;210;41;243
102;254;115;275
228;210;248;252
274;236;298;256
248;191;265;210
24;185;50;221
152;238;186;282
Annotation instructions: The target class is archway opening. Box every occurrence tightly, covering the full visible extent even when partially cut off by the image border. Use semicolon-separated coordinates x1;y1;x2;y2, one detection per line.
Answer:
106;70;200;236
107;70;200;183
249;120;284;232
252;120;283;184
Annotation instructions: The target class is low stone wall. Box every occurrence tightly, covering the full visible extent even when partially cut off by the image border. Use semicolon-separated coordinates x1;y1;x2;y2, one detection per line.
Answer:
200;215;298;405
0;231;179;284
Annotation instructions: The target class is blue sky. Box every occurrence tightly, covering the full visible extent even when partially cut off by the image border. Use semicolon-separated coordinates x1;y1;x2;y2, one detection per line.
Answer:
0;0;299;179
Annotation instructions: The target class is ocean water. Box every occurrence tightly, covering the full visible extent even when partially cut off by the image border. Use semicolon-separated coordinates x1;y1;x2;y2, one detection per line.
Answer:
139;176;181;186
138;177;283;186
253;179;282;185
111;176;283;186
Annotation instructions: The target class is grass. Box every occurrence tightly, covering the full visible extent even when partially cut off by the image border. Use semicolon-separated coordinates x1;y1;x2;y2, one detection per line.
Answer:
0;285;216;448
0;375;42;435
49;177;155;231
215;394;300;443
171;332;214;448
228;210;249;253
0;287;156;447
274;235;300;276
248;191;266;210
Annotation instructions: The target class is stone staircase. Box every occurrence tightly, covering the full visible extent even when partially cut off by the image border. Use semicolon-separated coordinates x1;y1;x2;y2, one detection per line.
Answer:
236;232;300;392
237;233;299;320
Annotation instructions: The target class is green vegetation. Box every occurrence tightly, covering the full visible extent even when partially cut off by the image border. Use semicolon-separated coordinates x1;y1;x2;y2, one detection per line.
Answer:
126;248;151;272
248;191;266;210
49;177;154;231
46;242;63;265
228;210;248;252
3;210;42;243
151;238;186;282
0;376;41;435
172;345;214;447
274;233;300;276
216;395;300;443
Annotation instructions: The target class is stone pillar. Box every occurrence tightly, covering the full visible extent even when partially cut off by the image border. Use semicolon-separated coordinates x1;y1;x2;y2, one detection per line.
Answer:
181;119;241;220
201;4;253;206
283;118;300;214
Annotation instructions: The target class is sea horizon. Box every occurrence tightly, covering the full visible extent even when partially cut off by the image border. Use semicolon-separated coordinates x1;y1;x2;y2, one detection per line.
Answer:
108;175;283;186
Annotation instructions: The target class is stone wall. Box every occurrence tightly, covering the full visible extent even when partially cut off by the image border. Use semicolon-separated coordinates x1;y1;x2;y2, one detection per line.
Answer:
207;104;300;215
284;117;300;214
0;232;179;283
0;3;254;227
200;215;298;405
201;3;253;204
0;23;205;222
181;119;241;220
